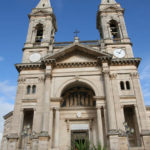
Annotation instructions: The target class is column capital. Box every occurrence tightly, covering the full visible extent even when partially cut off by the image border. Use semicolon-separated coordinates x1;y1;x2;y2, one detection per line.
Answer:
54;107;60;111
130;72;139;79
18;76;26;84
96;106;103;110
45;65;52;79
38;76;45;82
102;70;110;76
110;73;117;80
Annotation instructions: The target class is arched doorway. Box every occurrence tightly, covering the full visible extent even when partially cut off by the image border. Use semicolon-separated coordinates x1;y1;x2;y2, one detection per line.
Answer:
60;81;96;149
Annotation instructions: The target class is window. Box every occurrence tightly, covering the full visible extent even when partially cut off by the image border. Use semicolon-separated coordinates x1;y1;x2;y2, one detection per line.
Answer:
61;86;95;107
32;85;36;94
126;81;130;90
109;20;120;42
27;85;31;94
120;81;125;90
35;24;43;43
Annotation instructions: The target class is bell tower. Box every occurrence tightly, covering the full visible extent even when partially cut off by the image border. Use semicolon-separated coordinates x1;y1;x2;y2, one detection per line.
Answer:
97;0;132;57
25;0;57;48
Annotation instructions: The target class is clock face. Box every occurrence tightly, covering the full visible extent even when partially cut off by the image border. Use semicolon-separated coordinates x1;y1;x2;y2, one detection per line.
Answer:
29;53;41;62
113;49;125;58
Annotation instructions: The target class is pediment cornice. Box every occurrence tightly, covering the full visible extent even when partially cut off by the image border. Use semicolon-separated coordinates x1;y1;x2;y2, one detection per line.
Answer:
43;43;112;63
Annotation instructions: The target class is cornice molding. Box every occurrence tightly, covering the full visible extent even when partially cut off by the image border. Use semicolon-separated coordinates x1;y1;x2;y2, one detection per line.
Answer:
15;63;44;72
15;58;141;72
111;58;141;67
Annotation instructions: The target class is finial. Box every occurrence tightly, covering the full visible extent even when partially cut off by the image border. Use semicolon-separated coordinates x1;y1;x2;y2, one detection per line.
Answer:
101;0;116;4
74;30;80;37
36;0;51;8
73;30;80;43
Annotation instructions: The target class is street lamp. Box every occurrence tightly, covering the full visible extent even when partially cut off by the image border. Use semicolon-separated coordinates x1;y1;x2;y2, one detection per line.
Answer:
123;122;134;150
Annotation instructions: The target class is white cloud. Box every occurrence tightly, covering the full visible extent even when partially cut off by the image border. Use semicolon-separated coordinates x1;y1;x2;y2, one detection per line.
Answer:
0;81;16;147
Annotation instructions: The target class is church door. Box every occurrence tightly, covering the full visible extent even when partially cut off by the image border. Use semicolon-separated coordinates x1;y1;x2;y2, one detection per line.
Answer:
71;130;89;150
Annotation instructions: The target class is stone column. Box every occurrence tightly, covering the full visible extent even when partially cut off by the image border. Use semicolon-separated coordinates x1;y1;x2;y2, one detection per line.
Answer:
131;72;148;130
131;72;150;149
102;65;117;130
102;62;119;150
96;106;104;147
42;66;52;132
54;107;60;149
120;105;125;131
49;107;54;148
110;73;123;130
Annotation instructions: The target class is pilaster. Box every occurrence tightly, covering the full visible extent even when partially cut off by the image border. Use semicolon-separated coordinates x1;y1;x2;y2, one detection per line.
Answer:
42;65;52;132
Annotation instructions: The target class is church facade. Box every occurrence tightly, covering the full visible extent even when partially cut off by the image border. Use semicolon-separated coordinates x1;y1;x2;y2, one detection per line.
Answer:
1;0;150;150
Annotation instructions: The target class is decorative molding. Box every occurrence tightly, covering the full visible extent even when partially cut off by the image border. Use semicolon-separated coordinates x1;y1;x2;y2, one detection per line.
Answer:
18;77;26;83
3;111;13;120
22;99;37;103
130;72;139;79
120;95;136;99
15;63;43;72
93;96;105;101
141;130;150;136
112;58;141;67
109;73;117;79
38;76;45;82
56;61;98;68
42;59;56;66
7;133;19;139
107;129;119;136
51;97;63;102
97;56;112;64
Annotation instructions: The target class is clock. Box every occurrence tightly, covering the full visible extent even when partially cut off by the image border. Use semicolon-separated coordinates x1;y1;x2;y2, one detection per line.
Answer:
29;53;41;62
113;49;125;58
77;112;82;118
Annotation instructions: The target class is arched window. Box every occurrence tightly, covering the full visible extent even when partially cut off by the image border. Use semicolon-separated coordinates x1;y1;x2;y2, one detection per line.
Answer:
109;20;120;42
27;85;31;94
126;81;130;90
32;85;36;94
120;81;125;90
61;85;95;107
35;24;43;43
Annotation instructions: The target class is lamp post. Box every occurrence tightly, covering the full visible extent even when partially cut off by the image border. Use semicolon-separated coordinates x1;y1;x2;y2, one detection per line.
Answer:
21;125;31;150
123;122;134;150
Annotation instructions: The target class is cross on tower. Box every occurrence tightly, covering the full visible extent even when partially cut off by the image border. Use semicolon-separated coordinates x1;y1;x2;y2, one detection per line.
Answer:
74;30;80;37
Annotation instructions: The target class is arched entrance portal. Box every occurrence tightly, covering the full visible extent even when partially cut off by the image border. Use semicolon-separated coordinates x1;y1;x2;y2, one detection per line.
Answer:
60;82;97;149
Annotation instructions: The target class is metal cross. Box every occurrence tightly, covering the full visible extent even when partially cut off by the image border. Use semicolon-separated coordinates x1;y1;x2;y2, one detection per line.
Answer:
74;30;80;37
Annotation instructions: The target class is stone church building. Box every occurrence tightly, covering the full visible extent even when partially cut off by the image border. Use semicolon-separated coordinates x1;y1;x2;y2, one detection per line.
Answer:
1;0;150;150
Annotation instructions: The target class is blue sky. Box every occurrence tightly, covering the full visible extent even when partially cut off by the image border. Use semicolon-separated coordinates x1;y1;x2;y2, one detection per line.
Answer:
0;0;150;143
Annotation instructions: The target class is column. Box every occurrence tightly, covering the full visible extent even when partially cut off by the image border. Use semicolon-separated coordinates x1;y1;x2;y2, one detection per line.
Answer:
54;108;60;149
131;72;148;130
49;107;54;148
97;106;104;148
42;66;52;132
120;105;125;131
102;62;119;150
103;69;117;130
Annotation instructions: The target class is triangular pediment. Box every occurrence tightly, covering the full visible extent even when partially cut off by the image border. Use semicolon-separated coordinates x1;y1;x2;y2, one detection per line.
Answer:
43;43;112;63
